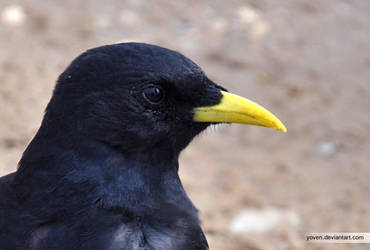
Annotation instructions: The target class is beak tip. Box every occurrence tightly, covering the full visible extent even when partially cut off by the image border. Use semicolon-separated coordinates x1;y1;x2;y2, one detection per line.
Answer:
276;123;287;133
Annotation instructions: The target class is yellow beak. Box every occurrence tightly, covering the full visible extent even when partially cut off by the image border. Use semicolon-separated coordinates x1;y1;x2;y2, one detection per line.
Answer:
194;91;287;132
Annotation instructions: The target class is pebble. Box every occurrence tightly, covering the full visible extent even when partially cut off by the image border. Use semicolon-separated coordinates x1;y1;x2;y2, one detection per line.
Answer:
317;141;337;157
1;4;26;26
230;207;300;234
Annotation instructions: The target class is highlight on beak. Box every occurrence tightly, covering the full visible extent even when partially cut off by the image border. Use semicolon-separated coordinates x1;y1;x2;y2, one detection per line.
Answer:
193;91;287;132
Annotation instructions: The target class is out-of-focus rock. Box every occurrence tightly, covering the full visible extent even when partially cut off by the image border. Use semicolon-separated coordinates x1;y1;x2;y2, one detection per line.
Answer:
95;15;111;29
210;17;228;33
119;10;139;26
238;5;259;24
250;19;270;40
237;4;270;39
317;141;337;158
229;207;300;234
1;4;26;26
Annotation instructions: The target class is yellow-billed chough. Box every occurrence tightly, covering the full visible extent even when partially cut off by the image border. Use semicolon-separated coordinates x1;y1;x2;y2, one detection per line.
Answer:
0;43;286;250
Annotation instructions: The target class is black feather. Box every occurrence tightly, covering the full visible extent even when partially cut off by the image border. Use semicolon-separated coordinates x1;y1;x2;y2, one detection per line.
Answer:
0;43;225;250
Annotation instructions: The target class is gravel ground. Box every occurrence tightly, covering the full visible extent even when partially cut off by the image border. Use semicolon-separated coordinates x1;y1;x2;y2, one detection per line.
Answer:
1;1;370;249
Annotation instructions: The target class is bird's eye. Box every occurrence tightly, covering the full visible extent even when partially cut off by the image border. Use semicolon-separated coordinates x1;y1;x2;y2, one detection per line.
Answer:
142;86;164;104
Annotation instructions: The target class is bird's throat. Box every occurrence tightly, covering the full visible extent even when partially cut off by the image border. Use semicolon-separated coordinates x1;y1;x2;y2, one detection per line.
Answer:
14;133;194;217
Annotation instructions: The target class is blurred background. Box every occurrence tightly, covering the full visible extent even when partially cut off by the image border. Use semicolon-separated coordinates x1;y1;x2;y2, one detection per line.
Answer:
1;0;369;249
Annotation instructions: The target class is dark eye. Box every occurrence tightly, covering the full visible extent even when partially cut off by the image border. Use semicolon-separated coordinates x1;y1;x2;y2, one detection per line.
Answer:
143;85;164;104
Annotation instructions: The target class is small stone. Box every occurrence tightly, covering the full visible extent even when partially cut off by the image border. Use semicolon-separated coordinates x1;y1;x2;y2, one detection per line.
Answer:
95;15;111;29
250;19;270;40
229;207;300;234
1;4;26;26
210;18;227;32
119;10;139;26
238;5;259;24
317;141;337;157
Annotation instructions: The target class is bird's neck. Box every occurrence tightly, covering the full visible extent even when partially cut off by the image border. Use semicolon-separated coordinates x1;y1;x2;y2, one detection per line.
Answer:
14;129;196;219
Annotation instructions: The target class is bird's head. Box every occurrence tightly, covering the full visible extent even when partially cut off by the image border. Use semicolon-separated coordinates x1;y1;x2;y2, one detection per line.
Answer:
44;43;286;161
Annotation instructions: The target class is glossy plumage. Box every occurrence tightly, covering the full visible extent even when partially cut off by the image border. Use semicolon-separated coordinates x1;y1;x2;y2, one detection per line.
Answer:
0;43;226;250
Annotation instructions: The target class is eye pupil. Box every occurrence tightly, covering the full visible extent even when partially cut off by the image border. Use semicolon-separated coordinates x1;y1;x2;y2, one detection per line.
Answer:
143;86;163;103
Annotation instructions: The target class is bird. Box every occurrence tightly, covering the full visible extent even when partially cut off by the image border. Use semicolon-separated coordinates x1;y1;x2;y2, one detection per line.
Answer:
0;43;286;250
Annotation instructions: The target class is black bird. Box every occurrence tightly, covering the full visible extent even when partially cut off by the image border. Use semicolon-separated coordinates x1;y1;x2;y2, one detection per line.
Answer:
0;43;286;250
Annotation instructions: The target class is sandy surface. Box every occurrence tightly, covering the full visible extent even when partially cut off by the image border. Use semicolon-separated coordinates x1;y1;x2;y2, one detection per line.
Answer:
1;0;370;249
